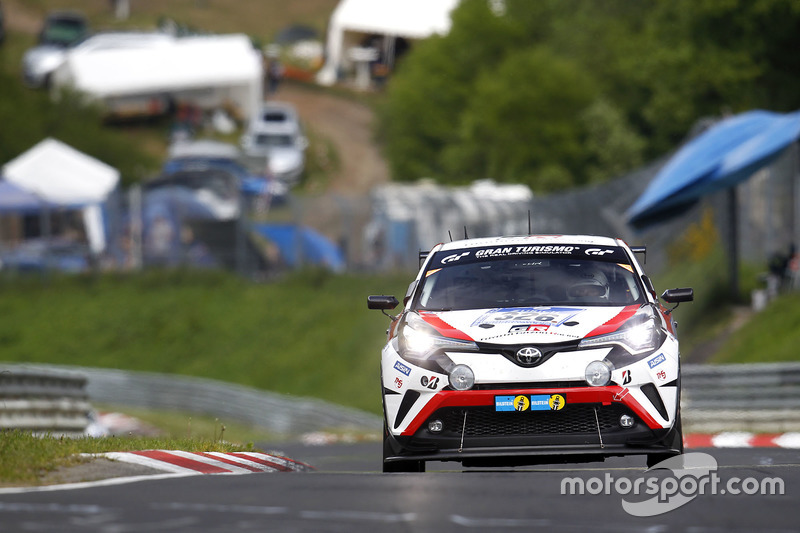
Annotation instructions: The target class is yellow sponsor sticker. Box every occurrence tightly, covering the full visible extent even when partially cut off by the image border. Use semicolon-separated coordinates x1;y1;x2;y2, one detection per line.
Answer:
513;395;530;411
549;394;566;410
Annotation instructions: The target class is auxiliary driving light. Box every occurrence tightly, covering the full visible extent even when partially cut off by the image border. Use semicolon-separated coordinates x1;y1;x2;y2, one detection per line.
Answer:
428;420;444;433
619;414;635;428
585;360;614;387
449;364;475;391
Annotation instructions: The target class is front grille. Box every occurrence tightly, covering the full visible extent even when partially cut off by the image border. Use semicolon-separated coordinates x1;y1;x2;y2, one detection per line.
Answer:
434;404;631;437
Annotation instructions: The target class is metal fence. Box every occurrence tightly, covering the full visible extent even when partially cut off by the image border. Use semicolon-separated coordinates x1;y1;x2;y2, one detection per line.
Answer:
682;362;800;433
1;364;381;436
0;366;92;437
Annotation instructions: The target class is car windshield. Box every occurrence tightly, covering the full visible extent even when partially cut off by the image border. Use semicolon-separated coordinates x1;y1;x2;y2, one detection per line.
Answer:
254;133;294;147
41;19;86;46
416;250;644;310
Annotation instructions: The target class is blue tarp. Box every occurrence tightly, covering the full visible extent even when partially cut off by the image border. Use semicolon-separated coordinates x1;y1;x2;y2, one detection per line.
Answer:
0;180;47;213
627;110;800;229
252;223;345;272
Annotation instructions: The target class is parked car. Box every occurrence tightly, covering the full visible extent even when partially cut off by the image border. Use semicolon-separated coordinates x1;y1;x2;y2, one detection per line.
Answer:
21;10;88;88
368;234;693;472
241;102;308;186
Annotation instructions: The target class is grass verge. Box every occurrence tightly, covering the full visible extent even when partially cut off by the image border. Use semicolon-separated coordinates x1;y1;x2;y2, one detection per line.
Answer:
0;430;254;487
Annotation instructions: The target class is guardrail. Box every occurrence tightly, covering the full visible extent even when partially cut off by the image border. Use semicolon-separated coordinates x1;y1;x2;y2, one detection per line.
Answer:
0;367;92;436
3;362;798;436
682;362;800;433
1;364;381;436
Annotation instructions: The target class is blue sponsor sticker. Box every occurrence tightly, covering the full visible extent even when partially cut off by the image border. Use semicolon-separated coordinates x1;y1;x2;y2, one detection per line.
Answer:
648;353;666;369
495;395;515;411
393;360;411;376
529;394;552;411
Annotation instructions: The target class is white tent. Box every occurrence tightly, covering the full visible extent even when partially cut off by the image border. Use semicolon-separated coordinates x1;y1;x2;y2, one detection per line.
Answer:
2;138;120;253
53;33;263;121
317;0;458;85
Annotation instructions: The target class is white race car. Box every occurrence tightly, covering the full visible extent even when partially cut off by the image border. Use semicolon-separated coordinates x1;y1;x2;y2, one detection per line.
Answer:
368;235;693;472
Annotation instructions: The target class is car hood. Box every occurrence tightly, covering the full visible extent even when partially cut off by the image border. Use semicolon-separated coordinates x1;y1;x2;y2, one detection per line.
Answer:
23;45;66;66
267;147;303;172
416;305;640;344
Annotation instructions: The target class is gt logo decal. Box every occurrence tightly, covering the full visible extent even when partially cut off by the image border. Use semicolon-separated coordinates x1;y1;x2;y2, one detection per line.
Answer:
585;248;614;256
420;376;440;389
441;252;470;264
513;395;530;411
549;394;565;410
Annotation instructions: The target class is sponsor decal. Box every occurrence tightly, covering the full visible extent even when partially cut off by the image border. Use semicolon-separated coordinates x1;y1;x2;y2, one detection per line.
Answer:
394;377;403;389
648;353;666;369
509;324;550;334
514;395;530;411
394;360;411;376
549;394;566;410
622;370;632;385
497;394;567;411
475;245;577;259
656;370;667;381
473;307;583;329
441;252;470;264
495;395;516;411
420;376;440;389
585;248;614;256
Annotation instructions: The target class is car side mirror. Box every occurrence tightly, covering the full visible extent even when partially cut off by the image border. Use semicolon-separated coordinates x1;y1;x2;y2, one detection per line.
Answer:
660;288;694;314
368;295;399;320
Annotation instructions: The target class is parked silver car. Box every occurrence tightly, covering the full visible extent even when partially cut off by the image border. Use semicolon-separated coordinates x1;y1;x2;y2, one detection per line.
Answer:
21;10;88;88
241;102;308;186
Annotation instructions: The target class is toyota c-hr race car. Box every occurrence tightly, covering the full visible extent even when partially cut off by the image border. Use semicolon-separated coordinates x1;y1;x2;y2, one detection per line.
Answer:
368;235;693;472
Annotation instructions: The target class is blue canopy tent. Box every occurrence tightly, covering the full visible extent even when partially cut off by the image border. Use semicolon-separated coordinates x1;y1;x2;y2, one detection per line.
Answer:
627;109;800;298
252;223;345;272
0;180;49;213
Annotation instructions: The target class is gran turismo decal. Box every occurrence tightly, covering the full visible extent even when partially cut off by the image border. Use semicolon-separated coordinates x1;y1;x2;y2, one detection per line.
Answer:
475;246;577;259
648;353;666;369
394;360;411;376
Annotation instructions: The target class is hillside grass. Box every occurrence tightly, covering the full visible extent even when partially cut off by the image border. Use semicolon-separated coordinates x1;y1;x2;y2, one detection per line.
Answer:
710;292;800;364
0;269;410;415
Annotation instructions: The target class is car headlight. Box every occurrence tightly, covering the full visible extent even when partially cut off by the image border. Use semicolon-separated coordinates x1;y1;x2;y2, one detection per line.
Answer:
579;306;661;355
398;312;478;362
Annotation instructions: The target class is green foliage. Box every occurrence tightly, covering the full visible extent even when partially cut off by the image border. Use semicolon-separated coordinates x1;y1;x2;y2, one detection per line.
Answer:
0;68;159;186
0;270;410;414
711;292;800;364
380;0;800;190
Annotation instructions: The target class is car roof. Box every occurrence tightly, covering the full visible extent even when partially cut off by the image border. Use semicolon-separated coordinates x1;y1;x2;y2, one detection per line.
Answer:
435;234;624;252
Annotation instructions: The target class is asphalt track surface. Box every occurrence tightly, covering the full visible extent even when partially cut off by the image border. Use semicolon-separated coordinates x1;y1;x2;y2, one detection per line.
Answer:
0;442;797;532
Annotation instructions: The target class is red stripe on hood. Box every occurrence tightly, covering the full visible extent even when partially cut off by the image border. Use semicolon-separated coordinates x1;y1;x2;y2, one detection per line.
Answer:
418;311;474;341
584;305;640;338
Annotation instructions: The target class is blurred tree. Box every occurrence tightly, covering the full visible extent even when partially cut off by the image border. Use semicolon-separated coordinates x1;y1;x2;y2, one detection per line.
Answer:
379;0;800;191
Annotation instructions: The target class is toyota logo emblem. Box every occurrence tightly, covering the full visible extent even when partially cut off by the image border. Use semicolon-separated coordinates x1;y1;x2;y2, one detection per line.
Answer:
516;346;542;365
